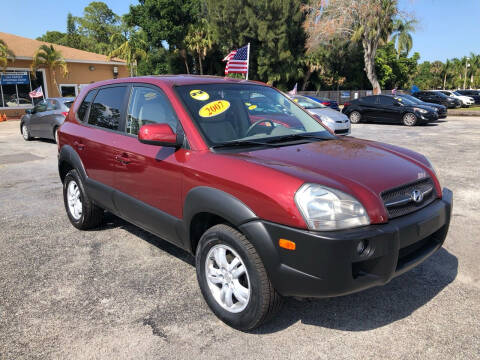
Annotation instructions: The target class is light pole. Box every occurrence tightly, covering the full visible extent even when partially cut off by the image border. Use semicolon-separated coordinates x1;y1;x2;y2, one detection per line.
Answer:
463;58;470;89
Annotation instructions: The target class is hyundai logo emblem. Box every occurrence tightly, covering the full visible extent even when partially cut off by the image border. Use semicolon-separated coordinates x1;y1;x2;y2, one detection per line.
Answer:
411;189;423;203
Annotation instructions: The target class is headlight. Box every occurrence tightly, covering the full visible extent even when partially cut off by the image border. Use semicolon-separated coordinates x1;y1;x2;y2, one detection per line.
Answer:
319;115;333;124
414;107;428;114
294;184;370;231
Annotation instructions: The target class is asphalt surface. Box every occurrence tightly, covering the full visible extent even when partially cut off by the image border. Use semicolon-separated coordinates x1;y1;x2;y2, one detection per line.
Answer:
1;117;479;359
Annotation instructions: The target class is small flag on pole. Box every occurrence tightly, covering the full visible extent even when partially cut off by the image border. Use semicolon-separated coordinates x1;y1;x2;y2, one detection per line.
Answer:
223;44;250;79
29;86;44;98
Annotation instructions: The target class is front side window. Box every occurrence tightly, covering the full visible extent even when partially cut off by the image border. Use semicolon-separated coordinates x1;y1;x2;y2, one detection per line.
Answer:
77;90;95;122
359;96;376;104
126;86;179;136
88;86;127;131
34;100;47;113
46;99;57;111
378;96;394;105
176;84;333;146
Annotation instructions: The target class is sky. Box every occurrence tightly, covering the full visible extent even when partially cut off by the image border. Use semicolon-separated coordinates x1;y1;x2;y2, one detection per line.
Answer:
1;0;479;63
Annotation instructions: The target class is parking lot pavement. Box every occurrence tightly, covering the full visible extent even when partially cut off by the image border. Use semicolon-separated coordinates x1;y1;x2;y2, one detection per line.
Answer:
0;117;479;359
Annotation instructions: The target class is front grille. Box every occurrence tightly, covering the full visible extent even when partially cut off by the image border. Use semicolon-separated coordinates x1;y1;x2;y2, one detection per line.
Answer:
335;128;349;134
381;177;436;219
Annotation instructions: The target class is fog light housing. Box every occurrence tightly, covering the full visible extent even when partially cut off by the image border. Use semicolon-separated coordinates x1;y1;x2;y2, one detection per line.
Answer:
356;240;369;255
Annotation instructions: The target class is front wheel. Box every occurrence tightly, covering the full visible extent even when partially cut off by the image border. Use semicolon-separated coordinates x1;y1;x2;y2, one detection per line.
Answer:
402;112;417;126
21;124;31;141
349;111;362;124
196;224;282;331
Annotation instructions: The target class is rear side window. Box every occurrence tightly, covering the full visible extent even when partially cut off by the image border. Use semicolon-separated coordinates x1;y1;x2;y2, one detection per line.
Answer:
88;86;127;131
77;91;95;122
378;96;394;105
359;96;376;104
126;86;179;135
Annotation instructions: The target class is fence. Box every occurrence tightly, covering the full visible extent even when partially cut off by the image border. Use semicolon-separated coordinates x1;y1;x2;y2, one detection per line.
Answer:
298;90;407;105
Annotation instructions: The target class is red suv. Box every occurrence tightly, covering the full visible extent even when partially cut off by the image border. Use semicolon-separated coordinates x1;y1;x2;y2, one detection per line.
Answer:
58;76;452;330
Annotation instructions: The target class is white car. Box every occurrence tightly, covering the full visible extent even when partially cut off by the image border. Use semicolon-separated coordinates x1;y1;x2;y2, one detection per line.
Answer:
439;90;474;107
290;95;351;135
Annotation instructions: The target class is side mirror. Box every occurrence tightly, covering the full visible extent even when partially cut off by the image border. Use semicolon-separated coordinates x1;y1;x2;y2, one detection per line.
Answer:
138;123;180;147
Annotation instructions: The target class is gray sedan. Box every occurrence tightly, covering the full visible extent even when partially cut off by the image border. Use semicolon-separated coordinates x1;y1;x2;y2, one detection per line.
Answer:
20;97;73;143
291;95;351;135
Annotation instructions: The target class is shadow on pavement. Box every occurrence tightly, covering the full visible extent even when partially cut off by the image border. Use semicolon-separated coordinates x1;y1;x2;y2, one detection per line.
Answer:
98;212;457;333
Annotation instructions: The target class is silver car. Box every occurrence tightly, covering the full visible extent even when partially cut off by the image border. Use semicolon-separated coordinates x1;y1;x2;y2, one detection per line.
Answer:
291;95;351;135
20;97;73;143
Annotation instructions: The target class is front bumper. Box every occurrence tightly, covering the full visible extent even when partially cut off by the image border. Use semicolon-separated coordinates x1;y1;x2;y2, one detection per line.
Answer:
418;112;438;122
240;188;452;298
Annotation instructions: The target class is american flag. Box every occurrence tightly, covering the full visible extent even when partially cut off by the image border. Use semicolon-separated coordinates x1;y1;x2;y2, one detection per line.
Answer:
223;44;249;75
29;86;44;98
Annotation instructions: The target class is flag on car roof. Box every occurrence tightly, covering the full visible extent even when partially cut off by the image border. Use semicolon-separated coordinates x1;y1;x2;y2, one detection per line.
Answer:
288;83;297;95
29;86;44;98
223;44;250;79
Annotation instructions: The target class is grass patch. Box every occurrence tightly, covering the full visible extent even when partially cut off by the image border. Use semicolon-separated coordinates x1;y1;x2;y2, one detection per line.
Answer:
451;106;480;111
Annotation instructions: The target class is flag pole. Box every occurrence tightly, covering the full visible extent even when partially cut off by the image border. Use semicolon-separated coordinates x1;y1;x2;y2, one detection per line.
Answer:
246;43;250;80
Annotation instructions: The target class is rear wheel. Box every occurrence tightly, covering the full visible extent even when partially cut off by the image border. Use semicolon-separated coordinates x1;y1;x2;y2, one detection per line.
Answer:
349;111;362;124
63;169;103;229
21;124;31;141
402;112;417;126
196;224;282;331
53;127;59;144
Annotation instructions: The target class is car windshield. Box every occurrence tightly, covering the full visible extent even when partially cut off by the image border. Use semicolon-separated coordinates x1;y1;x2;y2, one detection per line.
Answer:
176;84;333;147
63;101;73;109
292;95;326;109
453;91;462;96
402;94;422;104
394;96;416;106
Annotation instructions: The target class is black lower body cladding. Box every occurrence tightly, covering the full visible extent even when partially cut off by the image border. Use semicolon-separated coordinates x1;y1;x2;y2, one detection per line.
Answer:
239;188;453;298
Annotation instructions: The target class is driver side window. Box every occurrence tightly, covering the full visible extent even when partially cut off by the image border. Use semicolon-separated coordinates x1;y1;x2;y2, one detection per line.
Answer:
34;100;47;113
126;86;179;136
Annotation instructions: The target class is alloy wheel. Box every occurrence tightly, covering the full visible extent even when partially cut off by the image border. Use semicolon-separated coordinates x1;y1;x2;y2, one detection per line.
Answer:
403;113;417;126
67;180;83;220
350;111;361;123
205;244;251;313
22;125;29;140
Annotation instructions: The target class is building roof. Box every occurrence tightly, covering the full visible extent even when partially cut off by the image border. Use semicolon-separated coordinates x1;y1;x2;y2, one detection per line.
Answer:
0;32;126;65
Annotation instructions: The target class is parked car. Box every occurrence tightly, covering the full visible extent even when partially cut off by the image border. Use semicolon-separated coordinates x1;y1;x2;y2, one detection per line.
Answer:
395;94;448;118
304;95;340;111
290;95;350;135
342;95;438;126
412;91;461;108
438;90;474;107
20;97;73;143
455;89;480;104
58;76;452;330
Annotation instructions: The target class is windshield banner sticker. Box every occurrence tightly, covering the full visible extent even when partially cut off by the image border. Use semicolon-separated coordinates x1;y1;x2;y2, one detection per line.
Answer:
190;89;210;101
199;100;230;118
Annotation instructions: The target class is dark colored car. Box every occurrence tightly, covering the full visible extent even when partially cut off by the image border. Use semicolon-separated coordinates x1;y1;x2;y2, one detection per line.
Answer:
20;97;74;143
305;95;340;111
413;91;461;109
58;76;452;330
396;94;448;119
342;95;438;126
455;89;480;104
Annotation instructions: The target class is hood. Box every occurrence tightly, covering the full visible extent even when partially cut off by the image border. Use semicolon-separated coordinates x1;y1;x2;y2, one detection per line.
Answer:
226;137;436;222
307;107;349;122
411;104;437;112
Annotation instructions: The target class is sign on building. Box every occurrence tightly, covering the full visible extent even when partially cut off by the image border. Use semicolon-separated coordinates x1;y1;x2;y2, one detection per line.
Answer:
0;72;30;85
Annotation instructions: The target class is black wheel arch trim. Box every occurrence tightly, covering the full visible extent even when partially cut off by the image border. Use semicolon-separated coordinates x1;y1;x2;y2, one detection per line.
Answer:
58;145;87;182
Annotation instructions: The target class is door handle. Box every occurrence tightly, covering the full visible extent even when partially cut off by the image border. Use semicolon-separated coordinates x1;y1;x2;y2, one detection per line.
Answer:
115;153;131;165
73;141;85;150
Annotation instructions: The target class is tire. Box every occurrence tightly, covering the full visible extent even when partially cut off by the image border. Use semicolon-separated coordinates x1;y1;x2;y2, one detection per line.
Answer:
349;111;362;124
53;126;59;144
63;169;103;230
402;112;417;126
196;224;282;331
21;124;31;141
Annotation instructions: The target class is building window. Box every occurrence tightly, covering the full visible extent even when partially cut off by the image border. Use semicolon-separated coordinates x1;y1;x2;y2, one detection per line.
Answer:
0;70;45;108
60;85;77;97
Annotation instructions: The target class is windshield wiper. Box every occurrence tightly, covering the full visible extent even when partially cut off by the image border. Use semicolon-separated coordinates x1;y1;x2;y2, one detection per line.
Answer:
264;133;332;144
210;139;274;149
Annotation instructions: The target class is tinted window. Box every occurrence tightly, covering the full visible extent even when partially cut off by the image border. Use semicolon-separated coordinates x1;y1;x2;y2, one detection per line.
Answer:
378;96;394;105
77;90;95;122
34;100;47;113
126;86;179;136
359;96;376;104
88;87;126;131
63;101;73;109
46;99;57;111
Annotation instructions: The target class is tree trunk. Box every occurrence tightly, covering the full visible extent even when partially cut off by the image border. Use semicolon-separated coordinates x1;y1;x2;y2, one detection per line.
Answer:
52;68;60;97
362;39;381;94
443;73;447;90
302;69;313;91
198;53;203;75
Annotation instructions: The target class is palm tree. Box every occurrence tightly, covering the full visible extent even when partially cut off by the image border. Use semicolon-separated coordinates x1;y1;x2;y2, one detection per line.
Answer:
0;39;15;72
391;18;416;58
184;20;213;75
468;53;480;89
31;44;68;96
301;51;324;90
109;30;147;77
441;60;452;90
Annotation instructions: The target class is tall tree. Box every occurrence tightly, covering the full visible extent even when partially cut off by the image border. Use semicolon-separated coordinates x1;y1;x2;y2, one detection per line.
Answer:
0;39;15;72
440;59;452;90
66;13;82;49
109;29;147;76
184;19;213;75
31;45;68;95
304;0;399;94
391;17;416;58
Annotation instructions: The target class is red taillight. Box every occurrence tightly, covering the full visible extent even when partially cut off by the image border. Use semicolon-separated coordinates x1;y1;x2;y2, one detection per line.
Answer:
322;101;331;106
61;111;68;117
343;102;350;107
